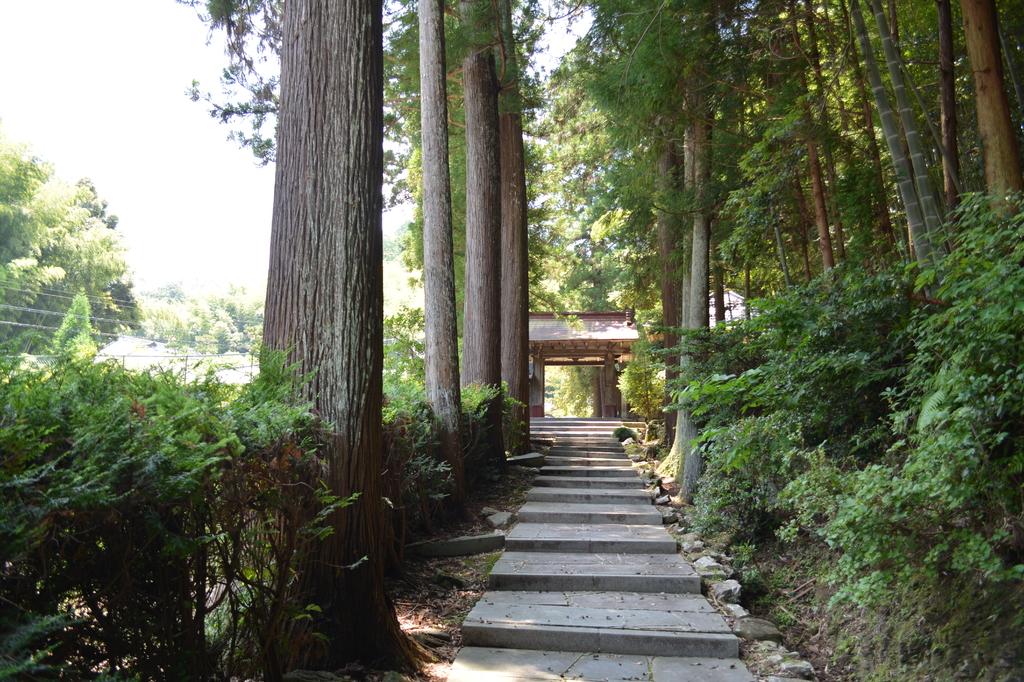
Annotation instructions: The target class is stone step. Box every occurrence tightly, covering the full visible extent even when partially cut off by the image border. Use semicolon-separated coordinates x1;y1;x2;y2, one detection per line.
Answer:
531;430;621;437
505;523;677;553
449;648;754;682
547;445;625;455
540;465;636;478
462;590;738;658
546;449;627;458
489;554;700;593
533;476;642;489
532;426;618;430
544;456;631;467
526;487;651;504
518;501;662;525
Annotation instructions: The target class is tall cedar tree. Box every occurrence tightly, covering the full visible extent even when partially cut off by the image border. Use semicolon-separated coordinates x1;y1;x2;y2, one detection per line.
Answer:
261;0;420;668
657;141;682;447
680;99;712;503
961;0;1024;196
420;0;466;505
498;0;531;454
461;0;505;469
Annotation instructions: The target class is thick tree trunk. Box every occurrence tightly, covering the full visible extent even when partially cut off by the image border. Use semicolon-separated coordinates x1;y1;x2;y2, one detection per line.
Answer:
670;121;695;494
656;143;682;446
420;0;465;505
962;0;1024;195
937;0;960;209
498;0;530;455
262;0;419;668
852;0;936;268
669;247;696;491
681;110;711;504
461;0;505;470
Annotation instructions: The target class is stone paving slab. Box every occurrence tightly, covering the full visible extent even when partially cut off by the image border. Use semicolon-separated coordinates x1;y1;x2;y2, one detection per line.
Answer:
482;587;707;609
533;476;642;489
547;444;625;453
518;501;662;525
540;466;638;478
543;452;630;461
544;456;631;467
449;648;754;681
462;622;739;658
451;419;751;680
489;555;700;593
505;523;677;553
526;487;651;504
466;594;729;632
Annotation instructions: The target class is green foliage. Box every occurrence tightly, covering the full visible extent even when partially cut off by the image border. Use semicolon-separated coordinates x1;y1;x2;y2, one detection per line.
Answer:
383;305;426;398
49;291;97;358
669;266;907;552
618;340;665;424
0;351;349;678
140;284;263;354
0;128;137;352
613;426;638;442
547;365;593;417
676;196;1024;609
382;389;451;536
825;195;1024;602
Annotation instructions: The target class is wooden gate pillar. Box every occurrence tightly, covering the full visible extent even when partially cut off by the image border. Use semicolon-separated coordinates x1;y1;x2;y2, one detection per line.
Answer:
602;354;621;418
529;354;545;417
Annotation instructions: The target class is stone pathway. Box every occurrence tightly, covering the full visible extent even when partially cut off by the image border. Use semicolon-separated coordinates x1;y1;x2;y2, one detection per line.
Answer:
449;418;753;681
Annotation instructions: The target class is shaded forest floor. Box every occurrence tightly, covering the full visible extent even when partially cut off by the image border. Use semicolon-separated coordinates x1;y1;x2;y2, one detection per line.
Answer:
384;467;537;681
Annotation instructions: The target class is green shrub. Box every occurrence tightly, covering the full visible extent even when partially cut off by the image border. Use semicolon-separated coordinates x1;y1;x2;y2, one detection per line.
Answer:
677;266;909;543
618;340;665;425
613;426;638;442
674;194;1024;608
824;195;1024;602
382;389;451;541
0;352;343;679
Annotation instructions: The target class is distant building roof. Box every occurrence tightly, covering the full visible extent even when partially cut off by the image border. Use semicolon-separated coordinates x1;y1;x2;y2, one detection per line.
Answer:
96;335;175;359
529;311;638;343
529;312;638;364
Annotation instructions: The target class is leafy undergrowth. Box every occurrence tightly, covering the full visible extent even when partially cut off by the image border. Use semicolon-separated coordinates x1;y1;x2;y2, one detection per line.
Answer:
740;538;1024;681
404;465;536;543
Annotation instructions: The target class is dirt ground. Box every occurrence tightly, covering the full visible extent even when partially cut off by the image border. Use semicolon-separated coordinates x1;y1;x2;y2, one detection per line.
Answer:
380;466;537;681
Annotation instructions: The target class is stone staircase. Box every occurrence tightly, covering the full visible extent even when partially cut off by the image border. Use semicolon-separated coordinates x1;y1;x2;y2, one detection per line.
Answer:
448;418;753;681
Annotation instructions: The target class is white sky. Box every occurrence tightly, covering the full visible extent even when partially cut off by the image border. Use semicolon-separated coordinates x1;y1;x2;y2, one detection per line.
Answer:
0;1;587;297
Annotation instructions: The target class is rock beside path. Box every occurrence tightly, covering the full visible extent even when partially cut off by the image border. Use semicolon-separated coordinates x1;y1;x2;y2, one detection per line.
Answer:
734;617;783;642
406;531;505;557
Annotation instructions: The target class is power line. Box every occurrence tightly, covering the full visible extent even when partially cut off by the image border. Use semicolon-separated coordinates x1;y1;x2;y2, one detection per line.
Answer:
0;303;138;328
0;280;140;307
32;283;139;308
0;320;124;338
